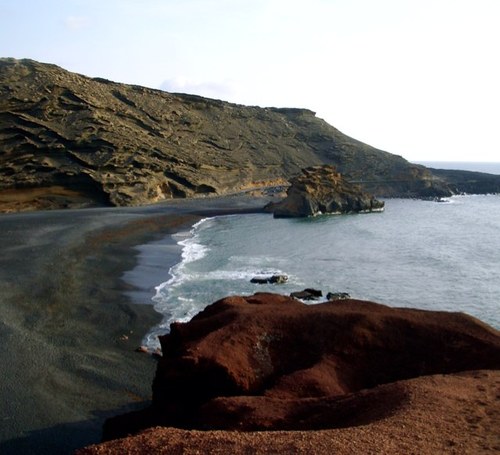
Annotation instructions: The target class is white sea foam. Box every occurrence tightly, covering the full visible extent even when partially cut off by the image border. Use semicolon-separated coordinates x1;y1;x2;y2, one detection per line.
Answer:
159;217;212;280
142;218;216;349
144;215;299;350
174;217;213;262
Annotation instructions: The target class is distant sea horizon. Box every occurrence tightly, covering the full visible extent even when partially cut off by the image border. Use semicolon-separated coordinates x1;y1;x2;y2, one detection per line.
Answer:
414;161;500;175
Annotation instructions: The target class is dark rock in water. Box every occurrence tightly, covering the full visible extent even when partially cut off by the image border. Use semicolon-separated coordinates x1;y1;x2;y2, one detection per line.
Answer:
250;274;288;285
327;292;351;301
270;275;288;284
290;291;314;300
265;165;385;218
290;288;323;300
250;278;269;284
102;293;500;440
304;288;322;297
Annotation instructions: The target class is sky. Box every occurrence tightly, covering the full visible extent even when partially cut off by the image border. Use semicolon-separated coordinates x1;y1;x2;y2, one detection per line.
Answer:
1;0;499;162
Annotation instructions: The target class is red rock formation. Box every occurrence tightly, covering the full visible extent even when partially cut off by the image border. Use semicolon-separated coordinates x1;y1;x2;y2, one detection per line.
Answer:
102;293;500;441
77;370;500;454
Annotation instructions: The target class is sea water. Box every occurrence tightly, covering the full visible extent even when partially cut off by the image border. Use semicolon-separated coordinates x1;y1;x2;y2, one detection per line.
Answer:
143;192;500;350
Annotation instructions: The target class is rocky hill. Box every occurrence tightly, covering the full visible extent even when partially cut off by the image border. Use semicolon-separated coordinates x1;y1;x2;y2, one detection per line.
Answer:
87;293;500;454
1;58;499;212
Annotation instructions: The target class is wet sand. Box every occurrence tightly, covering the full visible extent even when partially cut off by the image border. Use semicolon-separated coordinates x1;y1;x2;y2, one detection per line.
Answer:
0;195;270;454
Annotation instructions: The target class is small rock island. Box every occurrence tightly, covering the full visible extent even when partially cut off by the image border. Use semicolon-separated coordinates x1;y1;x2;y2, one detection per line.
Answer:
266;165;385;217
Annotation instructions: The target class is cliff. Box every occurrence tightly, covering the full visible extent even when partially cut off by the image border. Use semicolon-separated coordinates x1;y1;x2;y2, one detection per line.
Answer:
429;167;500;194
2;58;491;213
266;165;384;217
96;293;500;448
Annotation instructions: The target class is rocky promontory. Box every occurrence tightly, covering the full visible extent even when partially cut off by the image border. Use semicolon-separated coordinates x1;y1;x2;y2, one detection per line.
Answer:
3;58;499;213
84;293;500;453
265;165;384;217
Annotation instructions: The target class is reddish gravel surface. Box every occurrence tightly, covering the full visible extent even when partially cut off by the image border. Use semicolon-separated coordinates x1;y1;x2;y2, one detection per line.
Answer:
78;370;500;454
79;293;500;454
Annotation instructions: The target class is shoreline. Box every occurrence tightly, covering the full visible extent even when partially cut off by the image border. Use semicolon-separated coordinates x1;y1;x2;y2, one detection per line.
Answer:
121;217;203;351
0;194;272;454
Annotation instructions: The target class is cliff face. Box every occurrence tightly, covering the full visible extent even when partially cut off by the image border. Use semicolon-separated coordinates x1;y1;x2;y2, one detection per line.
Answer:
1;58;498;212
0;58;452;212
266;165;384;217
429;167;500;194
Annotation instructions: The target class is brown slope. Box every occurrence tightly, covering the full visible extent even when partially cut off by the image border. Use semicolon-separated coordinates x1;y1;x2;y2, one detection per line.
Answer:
101;293;500;440
0;58;455;212
79;292;500;454
78;370;500;455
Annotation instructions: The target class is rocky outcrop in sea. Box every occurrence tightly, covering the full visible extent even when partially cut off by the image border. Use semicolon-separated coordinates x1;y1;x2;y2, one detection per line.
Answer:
265;165;384;217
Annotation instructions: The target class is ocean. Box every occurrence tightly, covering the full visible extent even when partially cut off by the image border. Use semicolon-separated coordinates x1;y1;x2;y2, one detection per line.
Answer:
141;163;500;350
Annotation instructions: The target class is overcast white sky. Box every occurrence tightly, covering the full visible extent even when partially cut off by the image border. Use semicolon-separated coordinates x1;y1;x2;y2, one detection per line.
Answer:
1;0;499;162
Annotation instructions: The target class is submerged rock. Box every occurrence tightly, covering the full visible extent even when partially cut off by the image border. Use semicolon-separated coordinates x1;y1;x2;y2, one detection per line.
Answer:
265;165;385;218
250;275;288;284
290;288;323;300
327;292;351;301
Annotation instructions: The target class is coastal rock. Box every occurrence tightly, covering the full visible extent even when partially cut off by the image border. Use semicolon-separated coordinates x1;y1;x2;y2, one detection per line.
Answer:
269;274;288;284
4;58;498;213
265;165;385;217
327;292;351;300
250;278;269;284
102;293;500;441
250;274;288;284
290;288;323;300
429;167;500;194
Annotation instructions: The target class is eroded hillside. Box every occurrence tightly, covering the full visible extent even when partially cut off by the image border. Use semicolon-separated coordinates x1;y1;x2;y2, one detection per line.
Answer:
0;58;491;212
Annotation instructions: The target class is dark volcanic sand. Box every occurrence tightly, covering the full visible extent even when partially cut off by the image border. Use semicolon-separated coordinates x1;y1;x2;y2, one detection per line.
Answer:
0;195;270;454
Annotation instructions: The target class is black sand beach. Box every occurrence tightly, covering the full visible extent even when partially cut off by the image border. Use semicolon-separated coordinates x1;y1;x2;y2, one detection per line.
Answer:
0;195;270;454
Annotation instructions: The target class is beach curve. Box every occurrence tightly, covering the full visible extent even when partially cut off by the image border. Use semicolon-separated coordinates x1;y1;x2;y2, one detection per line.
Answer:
0;194;270;454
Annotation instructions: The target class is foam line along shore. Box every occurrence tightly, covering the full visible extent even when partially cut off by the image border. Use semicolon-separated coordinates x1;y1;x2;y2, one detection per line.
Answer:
0;194;272;454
